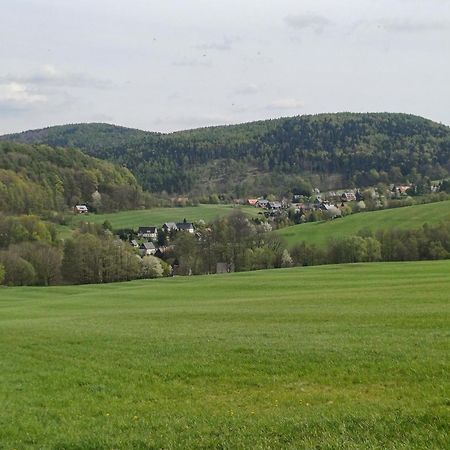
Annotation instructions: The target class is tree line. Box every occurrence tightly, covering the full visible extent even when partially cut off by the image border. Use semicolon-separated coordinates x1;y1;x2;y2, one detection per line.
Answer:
4;113;450;197
157;212;450;274
0;218;169;286
1;211;450;287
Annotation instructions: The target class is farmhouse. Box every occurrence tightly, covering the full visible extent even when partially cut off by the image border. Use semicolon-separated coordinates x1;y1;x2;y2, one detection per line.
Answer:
256;199;269;208
268;201;282;210
137;226;158;239
389;185;412;197
176;222;195;233
163;222;178;233
341;192;356;202
320;203;342;219
74;205;88;214
139;242;156;256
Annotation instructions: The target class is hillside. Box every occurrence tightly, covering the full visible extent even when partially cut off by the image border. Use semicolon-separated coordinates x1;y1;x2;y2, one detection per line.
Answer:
0;141;143;214
0;261;449;448
54;204;260;240
277;200;450;247
76;204;259;230
3;113;450;197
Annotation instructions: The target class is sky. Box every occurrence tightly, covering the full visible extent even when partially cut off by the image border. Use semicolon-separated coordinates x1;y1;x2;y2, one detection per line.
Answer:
1;0;449;134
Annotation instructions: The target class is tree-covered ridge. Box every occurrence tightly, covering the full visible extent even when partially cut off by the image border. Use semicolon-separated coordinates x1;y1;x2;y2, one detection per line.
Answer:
3;113;450;196
0;141;143;214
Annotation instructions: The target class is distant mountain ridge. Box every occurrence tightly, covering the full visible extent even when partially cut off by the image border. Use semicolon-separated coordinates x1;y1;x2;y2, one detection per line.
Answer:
2;113;450;196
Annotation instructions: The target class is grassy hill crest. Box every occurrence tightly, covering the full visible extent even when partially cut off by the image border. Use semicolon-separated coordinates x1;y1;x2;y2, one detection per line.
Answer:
277;199;450;247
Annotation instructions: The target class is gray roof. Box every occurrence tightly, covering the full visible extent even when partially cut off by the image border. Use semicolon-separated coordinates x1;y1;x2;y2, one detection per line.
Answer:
163;222;178;230
176;222;194;230
138;226;157;233
140;242;156;250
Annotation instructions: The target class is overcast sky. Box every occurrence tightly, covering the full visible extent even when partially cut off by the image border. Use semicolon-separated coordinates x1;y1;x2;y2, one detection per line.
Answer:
1;0;449;134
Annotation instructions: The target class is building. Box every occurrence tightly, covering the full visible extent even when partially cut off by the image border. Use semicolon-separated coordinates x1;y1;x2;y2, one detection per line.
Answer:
176;222;195;233
256;199;269;208
320;203;342;219
268;201;282;210
74;205;88;214
139;242;156;256
341;192;356;202
137;226;158;240
162;222;178;233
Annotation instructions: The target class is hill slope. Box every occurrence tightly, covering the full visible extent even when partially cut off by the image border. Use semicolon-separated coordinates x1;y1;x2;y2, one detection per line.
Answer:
0;141;143;214
0;261;449;448
76;204;259;230
3;113;450;196
277;200;450;247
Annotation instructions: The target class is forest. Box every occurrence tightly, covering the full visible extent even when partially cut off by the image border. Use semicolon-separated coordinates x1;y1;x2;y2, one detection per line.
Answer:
3;113;450;197
0;142;147;214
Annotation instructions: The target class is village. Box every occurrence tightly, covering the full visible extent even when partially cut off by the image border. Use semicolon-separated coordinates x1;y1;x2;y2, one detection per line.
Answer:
73;182;425;270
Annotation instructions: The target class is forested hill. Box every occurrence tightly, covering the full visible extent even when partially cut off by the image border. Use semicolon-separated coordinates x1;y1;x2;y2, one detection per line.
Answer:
3;113;450;197
0;141;144;214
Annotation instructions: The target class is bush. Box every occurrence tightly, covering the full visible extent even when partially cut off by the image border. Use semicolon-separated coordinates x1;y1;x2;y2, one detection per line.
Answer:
141;256;164;278
0;252;36;286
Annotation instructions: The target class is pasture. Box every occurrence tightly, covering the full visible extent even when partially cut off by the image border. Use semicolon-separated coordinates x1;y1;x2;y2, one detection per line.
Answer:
74;204;259;230
277;200;450;247
0;261;449;448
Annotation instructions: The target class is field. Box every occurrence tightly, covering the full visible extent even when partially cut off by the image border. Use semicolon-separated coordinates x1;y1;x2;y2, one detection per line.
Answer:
277;200;450;247
1;261;449;449
72;204;259;230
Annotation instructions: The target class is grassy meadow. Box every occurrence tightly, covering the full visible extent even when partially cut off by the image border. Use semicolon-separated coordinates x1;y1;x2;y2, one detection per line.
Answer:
1;260;449;449
74;204;259;230
277;200;450;247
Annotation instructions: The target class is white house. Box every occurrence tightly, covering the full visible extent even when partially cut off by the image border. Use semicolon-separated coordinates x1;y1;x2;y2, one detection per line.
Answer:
137;226;158;240
139;242;156;256
74;205;88;214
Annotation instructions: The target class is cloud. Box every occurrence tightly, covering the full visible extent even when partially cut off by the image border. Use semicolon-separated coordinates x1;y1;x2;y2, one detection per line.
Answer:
89;113;114;123
196;37;236;52
171;58;212;68
284;13;333;33
377;18;450;33
0;82;47;111
0;65;113;89
233;83;259;95
350;17;450;35
266;99;304;110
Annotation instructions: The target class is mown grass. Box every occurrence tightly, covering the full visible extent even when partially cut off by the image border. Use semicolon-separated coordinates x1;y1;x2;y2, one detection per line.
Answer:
277;200;450;247
74;204;259;230
1;260;449;449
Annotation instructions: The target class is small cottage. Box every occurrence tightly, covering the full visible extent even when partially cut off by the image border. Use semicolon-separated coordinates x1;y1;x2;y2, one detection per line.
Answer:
74;205;88;214
137;226;158;239
176;222;195;233
139;242;156;256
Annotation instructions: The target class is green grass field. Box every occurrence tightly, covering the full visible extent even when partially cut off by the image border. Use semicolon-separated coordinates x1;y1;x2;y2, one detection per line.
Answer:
277;200;450;247
1;261;449;449
73;204;259;230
